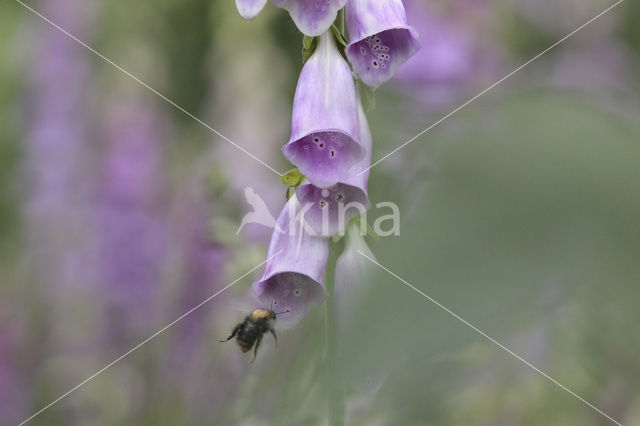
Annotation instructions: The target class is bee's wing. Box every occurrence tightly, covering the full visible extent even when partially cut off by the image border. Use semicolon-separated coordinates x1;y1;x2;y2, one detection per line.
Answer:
227;299;253;316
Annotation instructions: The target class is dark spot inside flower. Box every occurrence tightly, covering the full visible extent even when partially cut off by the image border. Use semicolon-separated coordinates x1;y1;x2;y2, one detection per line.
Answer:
318;142;324;149
372;61;379;67
273;300;278;305
294;289;301;296
361;47;366;54
330;149;335;158
336;193;344;201
319;200;327;208
303;145;309;150
314;137;319;143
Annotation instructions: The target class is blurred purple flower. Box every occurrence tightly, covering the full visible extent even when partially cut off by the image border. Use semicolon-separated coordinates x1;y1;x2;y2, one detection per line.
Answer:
395;4;474;86
0;309;27;424
23;1;96;292
253;196;330;328
295;98;372;236
394;0;502;106
168;191;228;370
345;0;420;88
98;100;168;340
283;32;364;189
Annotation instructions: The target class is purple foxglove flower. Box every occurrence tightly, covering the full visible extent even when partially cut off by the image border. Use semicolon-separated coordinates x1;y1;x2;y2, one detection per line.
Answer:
235;0;268;19
271;0;346;36
295;98;372;236
234;0;345;36
283;32;364;189
253;196;330;328
345;0;421;87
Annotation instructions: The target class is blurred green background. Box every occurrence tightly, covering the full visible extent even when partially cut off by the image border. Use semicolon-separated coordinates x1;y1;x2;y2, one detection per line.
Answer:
0;0;639;425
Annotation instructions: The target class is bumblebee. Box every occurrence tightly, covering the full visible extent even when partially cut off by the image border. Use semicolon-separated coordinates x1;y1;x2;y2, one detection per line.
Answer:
220;308;287;362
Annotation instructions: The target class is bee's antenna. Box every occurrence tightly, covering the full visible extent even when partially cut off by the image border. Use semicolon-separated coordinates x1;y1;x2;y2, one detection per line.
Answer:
274;309;290;315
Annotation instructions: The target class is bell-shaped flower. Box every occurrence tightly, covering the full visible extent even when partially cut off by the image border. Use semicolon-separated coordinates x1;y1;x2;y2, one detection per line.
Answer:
271;0;346;36
235;0;345;36
345;0;421;87
235;0;268;19
333;220;376;334
295;98;372;236
333;222;407;394
283;32;365;189
253;195;330;328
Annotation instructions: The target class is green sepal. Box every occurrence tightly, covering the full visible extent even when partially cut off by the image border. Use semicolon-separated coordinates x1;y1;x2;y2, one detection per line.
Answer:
330;25;348;47
331;233;344;243
280;168;305;187
285;186;297;201
302;36;317;64
358;80;376;111
351;217;379;241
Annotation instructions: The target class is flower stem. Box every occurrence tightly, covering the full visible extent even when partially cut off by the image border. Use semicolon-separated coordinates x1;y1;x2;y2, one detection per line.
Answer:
325;241;345;426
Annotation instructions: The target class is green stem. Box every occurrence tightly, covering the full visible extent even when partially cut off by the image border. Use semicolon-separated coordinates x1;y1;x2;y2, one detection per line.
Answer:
337;7;346;36
325;241;345;426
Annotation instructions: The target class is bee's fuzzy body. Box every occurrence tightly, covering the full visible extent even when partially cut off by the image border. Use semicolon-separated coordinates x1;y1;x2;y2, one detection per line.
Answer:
221;309;278;362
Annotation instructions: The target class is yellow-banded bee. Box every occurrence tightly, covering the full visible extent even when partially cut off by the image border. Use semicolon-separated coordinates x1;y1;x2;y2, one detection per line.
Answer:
220;307;288;362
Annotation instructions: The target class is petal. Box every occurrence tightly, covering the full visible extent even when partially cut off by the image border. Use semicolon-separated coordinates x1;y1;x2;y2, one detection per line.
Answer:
272;0;346;36
253;196;330;328
235;0;268;19
283;33;364;188
346;0;421;87
294;99;372;236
